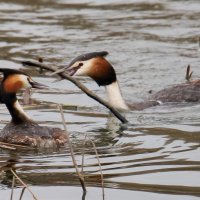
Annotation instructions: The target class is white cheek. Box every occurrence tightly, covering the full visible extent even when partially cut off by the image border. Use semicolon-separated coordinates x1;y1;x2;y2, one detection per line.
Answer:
73;60;93;76
19;75;31;88
74;67;89;76
23;81;31;88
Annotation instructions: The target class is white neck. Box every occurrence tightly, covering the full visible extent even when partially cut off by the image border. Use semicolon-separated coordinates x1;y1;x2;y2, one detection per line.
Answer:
14;100;31;120
105;81;129;110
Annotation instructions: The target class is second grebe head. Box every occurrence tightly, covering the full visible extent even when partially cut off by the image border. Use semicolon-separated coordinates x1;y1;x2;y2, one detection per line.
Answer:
0;68;47;95
53;51;117;86
0;68;67;148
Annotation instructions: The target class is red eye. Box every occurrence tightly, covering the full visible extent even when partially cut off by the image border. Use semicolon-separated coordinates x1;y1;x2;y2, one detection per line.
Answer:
79;63;83;67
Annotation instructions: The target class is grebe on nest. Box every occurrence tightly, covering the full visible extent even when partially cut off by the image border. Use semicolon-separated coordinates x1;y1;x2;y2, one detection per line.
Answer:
0;68;67;148
52;51;200;111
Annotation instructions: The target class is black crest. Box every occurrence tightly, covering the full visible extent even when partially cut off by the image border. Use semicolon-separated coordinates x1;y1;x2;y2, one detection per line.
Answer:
0;68;27;78
68;51;108;67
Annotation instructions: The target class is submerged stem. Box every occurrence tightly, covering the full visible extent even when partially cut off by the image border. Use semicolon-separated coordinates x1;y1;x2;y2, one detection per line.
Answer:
58;105;87;192
10;169;38;200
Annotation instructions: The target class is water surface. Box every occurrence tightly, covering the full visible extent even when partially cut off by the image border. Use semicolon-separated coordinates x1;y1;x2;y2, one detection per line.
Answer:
0;0;200;199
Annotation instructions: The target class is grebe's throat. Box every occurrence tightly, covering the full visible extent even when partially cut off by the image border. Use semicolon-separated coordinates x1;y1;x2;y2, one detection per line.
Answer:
105;81;129;110
5;96;32;124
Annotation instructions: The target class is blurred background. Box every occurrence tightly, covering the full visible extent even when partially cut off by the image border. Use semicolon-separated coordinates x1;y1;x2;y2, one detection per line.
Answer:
0;0;200;200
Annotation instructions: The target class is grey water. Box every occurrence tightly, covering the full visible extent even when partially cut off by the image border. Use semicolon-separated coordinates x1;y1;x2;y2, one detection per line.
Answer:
0;0;200;199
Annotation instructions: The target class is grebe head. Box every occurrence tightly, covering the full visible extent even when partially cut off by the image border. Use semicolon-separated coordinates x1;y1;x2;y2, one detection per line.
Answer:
53;51;117;86
0;69;68;148
0;68;47;94
59;52;128;110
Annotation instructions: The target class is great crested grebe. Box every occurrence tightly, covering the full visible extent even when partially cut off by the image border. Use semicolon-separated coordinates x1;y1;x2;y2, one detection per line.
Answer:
52;51;200;111
0;68;67;147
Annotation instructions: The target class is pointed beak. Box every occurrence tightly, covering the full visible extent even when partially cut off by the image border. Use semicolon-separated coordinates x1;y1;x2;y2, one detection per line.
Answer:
30;80;48;89
51;65;81;76
64;65;81;76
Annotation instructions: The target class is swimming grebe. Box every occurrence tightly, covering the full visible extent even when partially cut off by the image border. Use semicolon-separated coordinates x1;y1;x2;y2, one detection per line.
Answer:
52;51;200;111
0;68;67;147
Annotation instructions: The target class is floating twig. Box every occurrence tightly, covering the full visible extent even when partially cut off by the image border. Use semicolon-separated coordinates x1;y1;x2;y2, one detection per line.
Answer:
10;169;38;200
0;141;33;150
19;187;26;200
22;60;128;124
185;65;193;81
58;105;87;192
10;175;15;200
0;144;16;150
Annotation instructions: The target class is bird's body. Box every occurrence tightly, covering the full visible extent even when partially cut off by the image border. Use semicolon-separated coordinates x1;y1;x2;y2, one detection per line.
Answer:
0;68;67;148
0;120;66;148
150;80;200;103
53;51;200;111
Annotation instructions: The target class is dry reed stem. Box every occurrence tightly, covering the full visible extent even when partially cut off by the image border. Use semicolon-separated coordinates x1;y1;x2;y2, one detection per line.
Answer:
10;175;15;200
0;144;16;150
87;137;105;200
58;105;86;192
10;169;38;200
0;141;33;150
19;187;26;200
22;60;128;124
81;135;87;175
